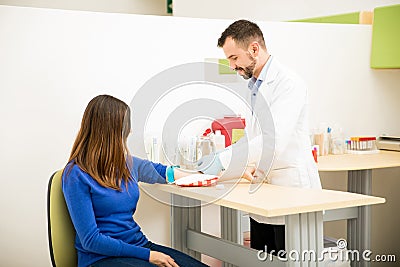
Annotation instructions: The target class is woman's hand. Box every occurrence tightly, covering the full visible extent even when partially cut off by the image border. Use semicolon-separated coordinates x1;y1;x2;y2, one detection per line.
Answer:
149;251;179;267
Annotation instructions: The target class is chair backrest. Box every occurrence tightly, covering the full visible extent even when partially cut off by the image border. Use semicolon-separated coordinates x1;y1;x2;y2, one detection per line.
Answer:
47;169;77;267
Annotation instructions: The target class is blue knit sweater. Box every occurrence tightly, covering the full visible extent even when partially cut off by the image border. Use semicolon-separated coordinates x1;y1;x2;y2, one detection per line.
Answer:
62;156;167;267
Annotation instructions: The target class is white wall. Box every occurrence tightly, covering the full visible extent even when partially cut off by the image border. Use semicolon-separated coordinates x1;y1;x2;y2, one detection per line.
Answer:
0;6;215;266
1;5;400;266
173;0;400;21
0;0;169;15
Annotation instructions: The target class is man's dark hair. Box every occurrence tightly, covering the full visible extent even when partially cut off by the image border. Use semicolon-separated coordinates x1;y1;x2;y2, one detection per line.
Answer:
217;19;266;49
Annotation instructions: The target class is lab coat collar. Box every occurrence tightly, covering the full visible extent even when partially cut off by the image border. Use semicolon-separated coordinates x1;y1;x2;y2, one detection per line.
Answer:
248;55;275;90
263;56;279;85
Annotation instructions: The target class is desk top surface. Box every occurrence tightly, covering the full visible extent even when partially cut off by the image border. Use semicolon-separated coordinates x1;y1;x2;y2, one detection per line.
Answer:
140;181;385;218
317;150;400;171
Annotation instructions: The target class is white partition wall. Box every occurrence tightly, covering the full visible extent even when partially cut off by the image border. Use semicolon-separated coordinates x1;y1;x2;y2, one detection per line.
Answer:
0;0;169;15
173;0;400;21
1;5;400;266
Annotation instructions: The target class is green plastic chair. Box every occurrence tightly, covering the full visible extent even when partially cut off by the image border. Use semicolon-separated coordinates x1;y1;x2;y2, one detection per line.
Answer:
47;169;77;267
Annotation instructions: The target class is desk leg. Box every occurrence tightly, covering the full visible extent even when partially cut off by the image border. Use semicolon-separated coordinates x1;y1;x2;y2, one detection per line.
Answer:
171;194;202;261
347;169;372;267
285;211;324;267
221;207;240;267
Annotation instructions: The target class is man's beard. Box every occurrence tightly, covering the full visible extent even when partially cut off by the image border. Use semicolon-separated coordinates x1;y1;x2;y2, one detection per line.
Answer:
236;53;256;80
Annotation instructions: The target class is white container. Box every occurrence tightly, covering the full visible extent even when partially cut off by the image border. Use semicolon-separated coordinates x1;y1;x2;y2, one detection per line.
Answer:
330;128;345;155
213;130;225;151
196;136;215;161
151;137;160;162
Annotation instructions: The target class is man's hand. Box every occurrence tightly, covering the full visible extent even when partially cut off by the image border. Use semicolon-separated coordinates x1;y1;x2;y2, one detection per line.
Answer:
241;166;256;182
149;251;179;267
241;166;266;183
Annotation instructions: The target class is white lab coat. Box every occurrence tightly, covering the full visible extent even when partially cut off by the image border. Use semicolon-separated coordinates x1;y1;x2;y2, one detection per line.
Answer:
219;58;322;224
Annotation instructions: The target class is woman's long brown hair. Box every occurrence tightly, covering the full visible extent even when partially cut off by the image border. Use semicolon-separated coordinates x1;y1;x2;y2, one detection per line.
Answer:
67;95;132;190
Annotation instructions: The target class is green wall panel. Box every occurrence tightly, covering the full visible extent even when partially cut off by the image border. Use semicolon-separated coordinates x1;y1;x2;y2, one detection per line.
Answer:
370;5;400;69
218;58;236;74
290;12;360;24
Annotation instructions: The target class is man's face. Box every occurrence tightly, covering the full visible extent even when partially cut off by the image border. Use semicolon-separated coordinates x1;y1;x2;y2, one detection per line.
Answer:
222;37;256;80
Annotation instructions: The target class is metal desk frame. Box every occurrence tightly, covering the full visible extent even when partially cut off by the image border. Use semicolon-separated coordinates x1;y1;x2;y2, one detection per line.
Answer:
170;194;369;267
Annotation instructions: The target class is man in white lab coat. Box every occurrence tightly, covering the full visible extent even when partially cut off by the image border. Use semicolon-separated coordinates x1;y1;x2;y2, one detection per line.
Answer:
198;19;321;255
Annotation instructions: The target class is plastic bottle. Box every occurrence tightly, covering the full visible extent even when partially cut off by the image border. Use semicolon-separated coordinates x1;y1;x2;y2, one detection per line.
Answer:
196;129;215;160
325;127;331;155
213;130;225;151
316;123;329;156
330;127;345;155
151;137;159;162
196;136;215;160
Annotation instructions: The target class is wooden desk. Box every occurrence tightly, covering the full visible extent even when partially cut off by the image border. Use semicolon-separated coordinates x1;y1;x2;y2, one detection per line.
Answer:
317;150;400;267
317;150;400;171
141;182;384;267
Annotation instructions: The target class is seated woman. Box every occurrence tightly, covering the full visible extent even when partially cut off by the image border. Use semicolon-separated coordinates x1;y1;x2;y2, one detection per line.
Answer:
62;94;212;267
